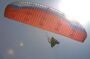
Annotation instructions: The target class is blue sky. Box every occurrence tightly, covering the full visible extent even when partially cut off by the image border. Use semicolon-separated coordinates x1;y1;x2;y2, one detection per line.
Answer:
0;0;90;59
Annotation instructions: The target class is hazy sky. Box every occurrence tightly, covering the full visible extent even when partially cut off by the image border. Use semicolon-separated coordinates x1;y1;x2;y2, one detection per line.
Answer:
0;0;90;59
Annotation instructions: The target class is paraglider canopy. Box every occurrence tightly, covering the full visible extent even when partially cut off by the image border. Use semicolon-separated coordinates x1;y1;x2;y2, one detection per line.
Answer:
4;1;87;43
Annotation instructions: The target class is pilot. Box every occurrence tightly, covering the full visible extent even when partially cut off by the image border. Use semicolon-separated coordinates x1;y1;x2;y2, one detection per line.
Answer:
48;37;59;48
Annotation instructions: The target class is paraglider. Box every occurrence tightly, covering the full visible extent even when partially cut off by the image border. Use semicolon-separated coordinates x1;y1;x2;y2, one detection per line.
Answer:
4;2;87;47
48;37;59;48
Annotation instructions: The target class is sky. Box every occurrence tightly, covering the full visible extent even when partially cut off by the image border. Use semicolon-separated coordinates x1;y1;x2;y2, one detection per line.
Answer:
0;0;90;59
